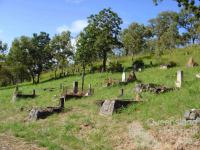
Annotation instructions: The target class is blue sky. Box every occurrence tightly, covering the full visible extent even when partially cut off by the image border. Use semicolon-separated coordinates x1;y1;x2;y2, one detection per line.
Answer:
0;0;180;46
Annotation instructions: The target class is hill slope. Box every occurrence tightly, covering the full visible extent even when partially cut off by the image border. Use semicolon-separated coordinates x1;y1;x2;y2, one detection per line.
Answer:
0;45;200;149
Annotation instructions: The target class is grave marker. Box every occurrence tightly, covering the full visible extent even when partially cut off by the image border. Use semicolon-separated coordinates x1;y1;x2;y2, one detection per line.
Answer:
122;72;126;82
73;81;78;94
175;70;183;88
88;84;92;96
99;100;115;116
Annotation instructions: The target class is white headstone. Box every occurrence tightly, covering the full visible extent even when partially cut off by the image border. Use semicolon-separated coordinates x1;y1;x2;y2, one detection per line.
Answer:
122;72;126;82
175;70;183;88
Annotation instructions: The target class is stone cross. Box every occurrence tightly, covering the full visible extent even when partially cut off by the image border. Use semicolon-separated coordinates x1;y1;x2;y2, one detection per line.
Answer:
175;70;183;88
73;81;78;94
122;72;126;82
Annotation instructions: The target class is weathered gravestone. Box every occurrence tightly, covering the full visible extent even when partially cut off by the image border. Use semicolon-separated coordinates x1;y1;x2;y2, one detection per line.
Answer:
175;70;183;88
135;83;174;94
99;100;115;116
73;81;78;94
28;97;65;120
99;100;137;116
127;71;137;82
184;109;200;124
187;57;198;67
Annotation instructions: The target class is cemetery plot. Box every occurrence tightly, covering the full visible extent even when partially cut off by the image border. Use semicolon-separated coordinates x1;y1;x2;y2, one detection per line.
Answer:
104;71;137;87
97;99;140;116
28;97;65;120
160;61;176;69
135;83;174;94
61;81;94;100
12;86;36;102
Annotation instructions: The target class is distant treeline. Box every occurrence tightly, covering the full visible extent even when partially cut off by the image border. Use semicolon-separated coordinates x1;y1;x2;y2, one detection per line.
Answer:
0;7;200;86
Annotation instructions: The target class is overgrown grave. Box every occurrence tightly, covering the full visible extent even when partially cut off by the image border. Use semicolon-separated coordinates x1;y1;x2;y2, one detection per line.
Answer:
160;61;176;70
184;109;200;124
61;81;94;100
12;85;36;102
28;97;65;120
97;89;142;116
104;71;137;87
134;83;174;94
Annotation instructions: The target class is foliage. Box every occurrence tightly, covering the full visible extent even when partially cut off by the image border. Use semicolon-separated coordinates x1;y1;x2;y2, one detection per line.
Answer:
122;22;152;56
179;8;200;44
153;0;200;17
86;8;123;72
50;31;73;78
148;11;180;53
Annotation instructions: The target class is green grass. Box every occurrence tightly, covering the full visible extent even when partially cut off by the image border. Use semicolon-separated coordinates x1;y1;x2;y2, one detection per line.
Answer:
0;45;200;149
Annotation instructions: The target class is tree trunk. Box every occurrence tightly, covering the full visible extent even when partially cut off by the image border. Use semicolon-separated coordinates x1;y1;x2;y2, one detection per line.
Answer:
54;70;57;79
102;50;107;72
37;74;40;84
192;38;195;44
32;75;35;84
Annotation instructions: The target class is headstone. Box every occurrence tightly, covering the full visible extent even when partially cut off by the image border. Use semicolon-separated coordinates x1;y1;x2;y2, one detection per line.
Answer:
87;84;92;96
32;89;35;96
122;72;126;82
127;71;137;82
73;81;78;94
187;57;198;67
99;100;115;116
175;70;183;88
60;97;65;108
120;89;124;96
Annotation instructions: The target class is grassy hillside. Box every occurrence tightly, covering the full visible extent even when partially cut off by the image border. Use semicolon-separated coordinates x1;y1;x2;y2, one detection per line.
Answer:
0;45;200;149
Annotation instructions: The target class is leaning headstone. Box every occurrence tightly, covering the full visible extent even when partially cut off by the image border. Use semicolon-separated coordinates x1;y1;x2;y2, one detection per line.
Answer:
73;81;78;94
175;70;183;88
187;57;198;67
122;72;126;82
99;100;115;116
127;71;137;82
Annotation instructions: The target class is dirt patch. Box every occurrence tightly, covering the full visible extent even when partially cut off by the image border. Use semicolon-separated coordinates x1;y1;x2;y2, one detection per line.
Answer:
151;125;200;150
129;121;200;150
0;134;47;150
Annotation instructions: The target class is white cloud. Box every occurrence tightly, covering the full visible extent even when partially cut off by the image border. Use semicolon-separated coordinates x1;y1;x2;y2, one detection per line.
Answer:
57;19;88;34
